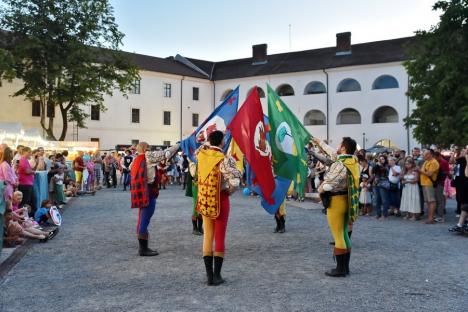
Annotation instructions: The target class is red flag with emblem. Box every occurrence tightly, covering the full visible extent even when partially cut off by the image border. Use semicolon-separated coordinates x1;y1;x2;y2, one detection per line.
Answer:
228;87;275;203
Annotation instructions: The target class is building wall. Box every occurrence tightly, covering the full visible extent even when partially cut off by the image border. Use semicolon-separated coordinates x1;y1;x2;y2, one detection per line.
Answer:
0;61;420;151
0;71;214;150
0;78;63;132
214;61;419;151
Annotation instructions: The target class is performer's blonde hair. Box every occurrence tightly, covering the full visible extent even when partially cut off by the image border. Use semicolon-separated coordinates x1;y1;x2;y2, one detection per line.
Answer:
136;142;149;154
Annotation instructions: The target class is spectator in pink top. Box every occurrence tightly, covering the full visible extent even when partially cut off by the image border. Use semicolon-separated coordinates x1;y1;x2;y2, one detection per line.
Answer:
0;147;18;201
434;151;450;222
17;146;36;215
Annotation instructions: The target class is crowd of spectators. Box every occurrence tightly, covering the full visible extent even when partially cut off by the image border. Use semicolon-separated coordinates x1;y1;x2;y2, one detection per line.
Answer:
0;144;136;255
305;144;468;233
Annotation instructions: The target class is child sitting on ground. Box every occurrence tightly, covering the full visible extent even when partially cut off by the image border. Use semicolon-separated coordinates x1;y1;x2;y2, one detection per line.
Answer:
5;202;52;242
11;191;40;229
3;208;25;247
35;200;54;225
359;174;372;216
65;179;77;197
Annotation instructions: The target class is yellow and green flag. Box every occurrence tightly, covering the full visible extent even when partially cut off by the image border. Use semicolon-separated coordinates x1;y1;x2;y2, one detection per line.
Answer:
228;139;244;173
267;84;312;196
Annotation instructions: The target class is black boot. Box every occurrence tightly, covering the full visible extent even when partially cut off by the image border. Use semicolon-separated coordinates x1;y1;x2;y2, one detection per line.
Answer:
325;254;346;277
274;215;280;233
138;235;159;256
197;217;204;235
344;252;351;275
278;216;286;233
203;256;214;286
213;256;225;285
192;220;201;235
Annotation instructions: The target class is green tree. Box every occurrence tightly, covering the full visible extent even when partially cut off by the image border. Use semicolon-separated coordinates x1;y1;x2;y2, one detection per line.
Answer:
404;0;468;147
0;0;139;140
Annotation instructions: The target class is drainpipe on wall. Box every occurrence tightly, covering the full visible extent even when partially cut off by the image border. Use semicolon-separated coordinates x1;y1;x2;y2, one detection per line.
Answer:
210;63;216;109
322;69;330;142
180;76;185;141
213;81;216;110
406;75;410;153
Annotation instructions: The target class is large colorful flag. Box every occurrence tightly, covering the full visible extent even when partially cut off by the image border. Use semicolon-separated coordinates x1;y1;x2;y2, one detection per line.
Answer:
181;86;239;162
246;163;291;214
227;139;244;173
228;86;275;203
245;115;291;214
267;84;312;196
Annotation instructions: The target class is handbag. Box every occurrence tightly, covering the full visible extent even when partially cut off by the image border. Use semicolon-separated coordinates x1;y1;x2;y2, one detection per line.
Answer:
378;179;390;190
320;192;332;209
389;182;399;191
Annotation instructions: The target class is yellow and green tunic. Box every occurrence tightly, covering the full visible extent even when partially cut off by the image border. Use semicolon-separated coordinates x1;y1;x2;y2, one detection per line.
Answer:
318;142;359;254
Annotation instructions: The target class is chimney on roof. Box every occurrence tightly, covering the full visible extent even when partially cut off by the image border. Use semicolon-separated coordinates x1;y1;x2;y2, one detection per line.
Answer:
336;32;351;56
252;44;268;65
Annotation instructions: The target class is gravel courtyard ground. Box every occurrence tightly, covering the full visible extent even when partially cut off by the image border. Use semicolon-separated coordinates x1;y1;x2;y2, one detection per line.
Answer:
1;185;466;312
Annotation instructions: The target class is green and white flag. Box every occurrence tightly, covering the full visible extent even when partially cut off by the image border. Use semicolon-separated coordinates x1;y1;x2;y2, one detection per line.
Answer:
267;84;312;196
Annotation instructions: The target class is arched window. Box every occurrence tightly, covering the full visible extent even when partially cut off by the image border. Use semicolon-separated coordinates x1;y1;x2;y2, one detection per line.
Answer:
372;106;399;123
246;86;265;98
336;108;361;124
304;81;326;95
220;89;233;101
276;84;295;96
337;78;361;92
304;110;326;126
372;75;399;89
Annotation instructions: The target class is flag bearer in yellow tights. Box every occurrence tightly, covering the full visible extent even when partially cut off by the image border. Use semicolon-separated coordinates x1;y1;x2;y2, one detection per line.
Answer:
312;136;360;277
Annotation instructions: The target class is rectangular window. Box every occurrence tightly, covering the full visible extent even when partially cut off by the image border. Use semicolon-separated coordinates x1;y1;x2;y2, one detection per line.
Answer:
91;105;100;121
32;100;40;117
163;141;171;147
163;83;171;98
131;139;139;145
192;113;199;127
193;87;199;101
90;138;100;143
163;111;171;125
47;103;55;118
131;108;140;123
130;79;141;94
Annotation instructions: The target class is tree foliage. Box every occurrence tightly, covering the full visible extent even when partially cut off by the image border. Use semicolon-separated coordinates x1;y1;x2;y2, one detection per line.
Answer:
0;0;139;140
404;0;468;147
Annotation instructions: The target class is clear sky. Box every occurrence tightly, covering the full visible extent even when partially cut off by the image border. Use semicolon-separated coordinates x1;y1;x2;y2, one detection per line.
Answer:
110;0;441;61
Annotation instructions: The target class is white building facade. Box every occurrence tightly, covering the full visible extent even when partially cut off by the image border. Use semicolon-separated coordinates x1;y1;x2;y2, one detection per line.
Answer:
0;32;419;151
214;62;416;151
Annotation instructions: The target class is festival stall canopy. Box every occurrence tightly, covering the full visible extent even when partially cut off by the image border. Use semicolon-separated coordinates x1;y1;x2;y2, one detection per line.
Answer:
46;141;99;152
0;122;98;152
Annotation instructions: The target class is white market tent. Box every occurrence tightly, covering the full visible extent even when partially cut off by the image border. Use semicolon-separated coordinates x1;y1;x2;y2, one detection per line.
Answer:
0;122;24;147
0;122;98;152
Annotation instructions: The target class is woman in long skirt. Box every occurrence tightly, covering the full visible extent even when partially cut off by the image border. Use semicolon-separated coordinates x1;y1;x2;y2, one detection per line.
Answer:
400;158;421;221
